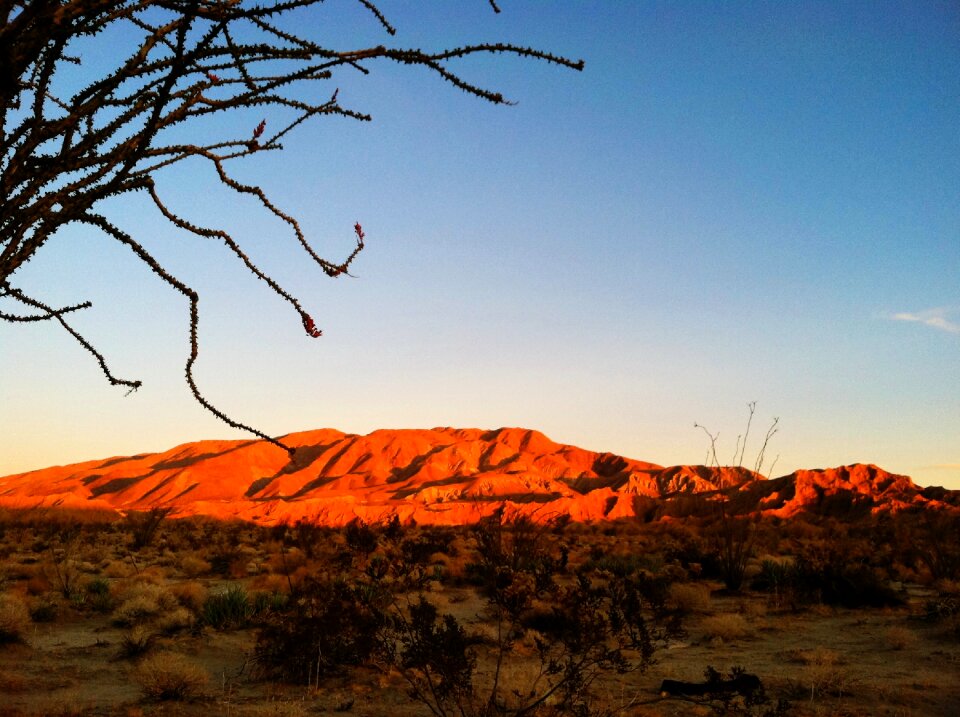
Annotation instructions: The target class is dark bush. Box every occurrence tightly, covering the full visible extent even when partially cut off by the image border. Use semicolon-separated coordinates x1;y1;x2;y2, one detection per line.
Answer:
752;554;903;609
344;518;379;557
254;576;386;683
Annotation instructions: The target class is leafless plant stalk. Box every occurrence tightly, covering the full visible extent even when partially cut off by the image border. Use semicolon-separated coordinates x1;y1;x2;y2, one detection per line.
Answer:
1;1;583;454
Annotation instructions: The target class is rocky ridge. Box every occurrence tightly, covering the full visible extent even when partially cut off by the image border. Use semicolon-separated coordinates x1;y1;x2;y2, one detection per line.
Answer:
0;427;954;525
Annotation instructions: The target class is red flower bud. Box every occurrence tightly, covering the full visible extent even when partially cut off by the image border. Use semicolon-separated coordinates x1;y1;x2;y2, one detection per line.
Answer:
253;120;266;139
302;315;322;338
206;72;220;84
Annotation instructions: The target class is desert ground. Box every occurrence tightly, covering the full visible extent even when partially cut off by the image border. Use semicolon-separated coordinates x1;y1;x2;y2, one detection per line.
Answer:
1;507;959;717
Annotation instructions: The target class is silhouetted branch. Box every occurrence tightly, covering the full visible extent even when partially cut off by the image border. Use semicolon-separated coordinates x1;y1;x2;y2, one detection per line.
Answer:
1;0;583;450
1;281;141;392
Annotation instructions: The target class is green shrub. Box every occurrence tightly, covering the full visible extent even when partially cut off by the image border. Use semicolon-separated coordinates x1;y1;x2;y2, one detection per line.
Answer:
85;577;116;613
202;584;252;629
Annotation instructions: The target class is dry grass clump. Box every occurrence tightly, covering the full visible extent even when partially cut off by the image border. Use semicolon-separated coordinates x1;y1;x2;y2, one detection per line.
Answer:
884;626;918;650
0;593;30;644
156;606;195;634
134;652;208;701
789;647;857;700
27;595;58;623
0;667;28;693
169;580;208;613
699;613;750;641
250;573;291;595
113;594;162;626
740;598;767;620
266;547;306;575
25;574;51;596
178;554;211;578
112;581;179;626
119;625;157;659
102;560;136;579
668;582;711;614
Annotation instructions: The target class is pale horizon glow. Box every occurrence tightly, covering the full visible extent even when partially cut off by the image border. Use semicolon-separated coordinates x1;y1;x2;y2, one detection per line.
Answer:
1;2;958;490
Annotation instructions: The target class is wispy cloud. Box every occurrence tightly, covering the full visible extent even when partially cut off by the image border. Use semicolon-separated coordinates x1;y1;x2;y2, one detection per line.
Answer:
886;306;960;334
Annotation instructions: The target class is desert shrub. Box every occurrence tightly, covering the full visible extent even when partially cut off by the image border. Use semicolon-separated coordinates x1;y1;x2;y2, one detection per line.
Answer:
789;556;902;608
254;576;385;683
905;510;960;582
202;584;253;629
383;596;477;711
102;560;136;579
922;593;960;642
465;510;565;592
85;577;115;613
25;572;52;596
126;508;173;551
251;590;287;616
884;626;917;650
134;652;208;701
791;648;855;700
669;582;712;615
584;552;649;577
406;563;679;716
113;595;161;626
400;530;458;567
706;513;756;592
256;512;683;715
178;554;211;578
271;519;332;561
169;581;208;613
252;573;293;595
408;512;680;716
751;559;793;593
119;625;157;659
28;596;58;623
45;551;80;599
344;518;379;557
0;594;30;644
112;582;176;626
157;607;195;635
923;593;960;621
700;614;750;642
266;546;307;581
751;553;902;609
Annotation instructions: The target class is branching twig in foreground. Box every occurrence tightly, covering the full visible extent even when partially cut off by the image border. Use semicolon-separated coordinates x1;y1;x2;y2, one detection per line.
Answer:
0;1;583;452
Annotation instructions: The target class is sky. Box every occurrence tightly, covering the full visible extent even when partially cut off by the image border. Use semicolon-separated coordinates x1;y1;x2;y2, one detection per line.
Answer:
2;1;958;489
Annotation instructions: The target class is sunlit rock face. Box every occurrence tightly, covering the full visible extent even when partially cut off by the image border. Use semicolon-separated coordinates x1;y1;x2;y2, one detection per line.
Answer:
0;428;953;525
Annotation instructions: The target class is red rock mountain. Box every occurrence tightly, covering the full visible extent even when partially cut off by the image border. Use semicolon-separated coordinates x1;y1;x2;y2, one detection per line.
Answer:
0;427;954;524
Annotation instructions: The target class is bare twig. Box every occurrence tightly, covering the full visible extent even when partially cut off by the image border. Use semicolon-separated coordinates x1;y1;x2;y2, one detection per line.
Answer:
1;1;583;448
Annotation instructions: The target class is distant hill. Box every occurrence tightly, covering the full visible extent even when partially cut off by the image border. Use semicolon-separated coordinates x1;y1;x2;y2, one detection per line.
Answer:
0;427;955;525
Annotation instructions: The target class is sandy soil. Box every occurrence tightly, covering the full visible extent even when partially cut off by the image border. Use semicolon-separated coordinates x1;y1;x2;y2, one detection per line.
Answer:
2;581;958;717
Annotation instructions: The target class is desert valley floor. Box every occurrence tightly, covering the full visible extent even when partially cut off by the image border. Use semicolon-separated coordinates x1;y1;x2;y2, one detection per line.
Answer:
0;428;958;716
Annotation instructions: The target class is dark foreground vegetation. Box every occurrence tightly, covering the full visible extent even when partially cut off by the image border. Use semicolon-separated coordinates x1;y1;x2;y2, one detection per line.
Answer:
0;504;959;716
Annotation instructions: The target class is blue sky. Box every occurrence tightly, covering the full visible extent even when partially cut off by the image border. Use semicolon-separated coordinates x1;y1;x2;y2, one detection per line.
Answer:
2;1;958;488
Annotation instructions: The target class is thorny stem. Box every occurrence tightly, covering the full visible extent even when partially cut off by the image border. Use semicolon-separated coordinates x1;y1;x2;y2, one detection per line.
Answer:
1;1;583;447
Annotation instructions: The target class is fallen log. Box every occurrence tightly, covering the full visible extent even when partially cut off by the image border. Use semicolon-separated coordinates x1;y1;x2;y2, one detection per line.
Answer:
659;672;761;698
